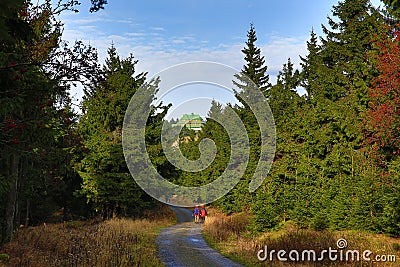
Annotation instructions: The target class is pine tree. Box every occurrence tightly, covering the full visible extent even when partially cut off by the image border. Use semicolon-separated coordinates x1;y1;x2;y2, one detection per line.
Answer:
319;0;386;103
77;45;150;218
267;58;301;126
233;23;270;95
215;23;272;212
300;29;322;101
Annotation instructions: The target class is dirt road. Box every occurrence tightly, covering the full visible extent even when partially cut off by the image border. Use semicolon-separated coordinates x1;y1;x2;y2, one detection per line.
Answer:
156;206;243;267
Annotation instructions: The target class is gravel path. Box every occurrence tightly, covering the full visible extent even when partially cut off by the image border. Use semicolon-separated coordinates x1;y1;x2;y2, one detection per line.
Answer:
156;206;243;267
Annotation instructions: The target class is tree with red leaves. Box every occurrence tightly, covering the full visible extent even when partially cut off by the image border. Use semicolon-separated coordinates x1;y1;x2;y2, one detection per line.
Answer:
364;29;400;163
0;0;98;242
362;26;400;236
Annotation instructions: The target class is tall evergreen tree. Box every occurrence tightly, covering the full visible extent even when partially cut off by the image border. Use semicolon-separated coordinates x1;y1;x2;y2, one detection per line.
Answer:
252;58;303;230
77;45;150;219
233;23;270;95
300;29;322;101
219;23;271;213
320;0;386;104
267;58;301;125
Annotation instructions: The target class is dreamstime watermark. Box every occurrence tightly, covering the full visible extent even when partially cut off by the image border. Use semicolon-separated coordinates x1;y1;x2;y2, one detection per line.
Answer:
122;61;276;207
257;238;397;263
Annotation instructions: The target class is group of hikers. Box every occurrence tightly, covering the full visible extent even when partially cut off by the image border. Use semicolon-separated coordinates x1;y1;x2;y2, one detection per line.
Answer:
193;204;207;223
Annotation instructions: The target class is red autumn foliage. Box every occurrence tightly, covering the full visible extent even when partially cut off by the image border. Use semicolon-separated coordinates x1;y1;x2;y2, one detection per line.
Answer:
8;62;17;67
11;138;19;145
364;28;400;160
11;75;22;81
2;118;18;132
19;67;28;73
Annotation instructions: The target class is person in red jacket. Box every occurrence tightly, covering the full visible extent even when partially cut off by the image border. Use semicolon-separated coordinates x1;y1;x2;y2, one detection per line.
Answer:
199;204;207;223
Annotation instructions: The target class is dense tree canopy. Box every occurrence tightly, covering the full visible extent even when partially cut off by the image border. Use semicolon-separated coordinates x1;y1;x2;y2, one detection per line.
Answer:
0;0;98;241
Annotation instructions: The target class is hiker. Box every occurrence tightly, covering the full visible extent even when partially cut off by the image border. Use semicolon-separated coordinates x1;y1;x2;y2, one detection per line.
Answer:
193;205;200;223
199;204;207;223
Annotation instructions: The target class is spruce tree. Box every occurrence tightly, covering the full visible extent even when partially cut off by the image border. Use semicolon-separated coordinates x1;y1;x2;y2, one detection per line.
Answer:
315;0;388;230
77;45;151;218
233;23;270;95
320;0;386;103
267;58;301;126
300;29;322;101
223;23;271;212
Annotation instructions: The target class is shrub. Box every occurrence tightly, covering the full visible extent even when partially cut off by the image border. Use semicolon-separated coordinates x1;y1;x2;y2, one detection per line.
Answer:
0;253;10;263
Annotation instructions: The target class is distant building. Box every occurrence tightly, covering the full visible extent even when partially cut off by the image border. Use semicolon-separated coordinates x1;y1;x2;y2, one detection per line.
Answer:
173;113;205;131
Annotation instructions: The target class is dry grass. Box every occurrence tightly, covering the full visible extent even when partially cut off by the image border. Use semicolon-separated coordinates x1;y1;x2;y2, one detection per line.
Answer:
0;206;175;267
203;207;400;267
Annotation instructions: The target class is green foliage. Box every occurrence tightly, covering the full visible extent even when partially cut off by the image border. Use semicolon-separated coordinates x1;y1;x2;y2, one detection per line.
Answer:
77;45;147;218
77;45;171;218
89;0;108;12
0;0;92;242
214;24;271;213
251;183;279;231
223;0;400;237
310;212;328;231
267;58;302;126
233;23;270;95
379;196;400;236
174;3;400;237
299;29;322;101
0;253;10;263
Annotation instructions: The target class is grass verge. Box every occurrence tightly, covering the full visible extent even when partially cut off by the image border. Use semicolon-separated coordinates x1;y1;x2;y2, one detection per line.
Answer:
203;207;400;267
0;205;175;267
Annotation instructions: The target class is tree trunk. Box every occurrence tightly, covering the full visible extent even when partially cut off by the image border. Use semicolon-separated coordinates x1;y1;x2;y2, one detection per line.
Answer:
25;199;30;227
16;157;28;228
5;154;19;241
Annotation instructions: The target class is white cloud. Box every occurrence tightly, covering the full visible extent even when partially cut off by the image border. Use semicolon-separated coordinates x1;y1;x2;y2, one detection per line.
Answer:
114;19;134;24
63;17;104;25
131;36;307;82
151;27;165;31
171;39;186;44
125;32;146;37
62;22;308;115
61;14;135;26
76;25;104;36
261;35;308;76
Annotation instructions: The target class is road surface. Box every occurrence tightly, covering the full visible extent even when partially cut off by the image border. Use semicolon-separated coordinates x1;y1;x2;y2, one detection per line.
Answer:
156;206;243;267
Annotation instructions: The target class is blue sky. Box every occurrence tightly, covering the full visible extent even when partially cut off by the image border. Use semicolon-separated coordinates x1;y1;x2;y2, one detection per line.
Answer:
60;0;384;118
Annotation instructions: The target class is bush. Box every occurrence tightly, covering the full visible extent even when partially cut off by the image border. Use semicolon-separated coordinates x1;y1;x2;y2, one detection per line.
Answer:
310;211;328;231
0;253;10;262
